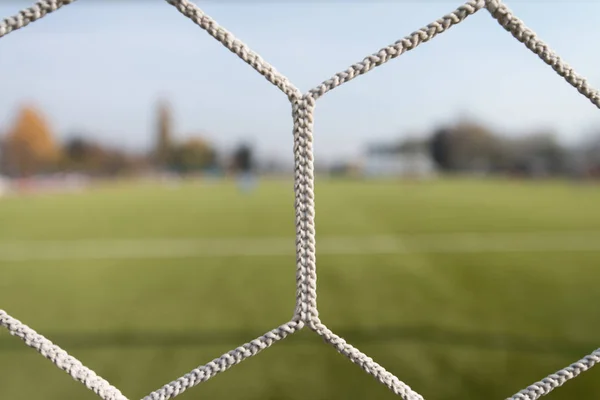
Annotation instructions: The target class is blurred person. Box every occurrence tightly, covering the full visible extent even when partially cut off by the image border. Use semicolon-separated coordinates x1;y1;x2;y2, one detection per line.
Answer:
233;143;257;193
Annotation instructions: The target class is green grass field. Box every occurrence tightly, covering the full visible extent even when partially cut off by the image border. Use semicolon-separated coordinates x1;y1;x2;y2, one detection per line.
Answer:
2;177;600;400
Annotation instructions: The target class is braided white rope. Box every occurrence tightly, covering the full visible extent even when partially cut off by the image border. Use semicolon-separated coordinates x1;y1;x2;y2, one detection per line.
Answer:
485;0;600;109
0;311;127;400
308;0;485;100
142;320;303;400
311;319;424;400
291;94;317;324
1;0;600;399
507;349;600;400
165;0;301;100
0;0;76;38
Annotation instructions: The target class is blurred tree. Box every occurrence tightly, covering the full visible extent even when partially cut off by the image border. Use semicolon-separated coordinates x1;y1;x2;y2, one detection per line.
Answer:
64;136;97;162
102;151;136;176
3;104;60;177
578;131;600;176
60;134;143;177
0;138;7;176
449;120;501;173
429;127;453;171
60;135;107;174
429;120;501;173
427;119;572;177
169;137;216;173
509;131;566;176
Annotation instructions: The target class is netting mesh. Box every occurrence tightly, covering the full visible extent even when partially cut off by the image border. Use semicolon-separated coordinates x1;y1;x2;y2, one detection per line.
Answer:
1;1;600;399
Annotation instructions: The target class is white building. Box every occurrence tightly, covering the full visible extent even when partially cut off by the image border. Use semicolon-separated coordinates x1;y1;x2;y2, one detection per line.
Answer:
362;146;437;179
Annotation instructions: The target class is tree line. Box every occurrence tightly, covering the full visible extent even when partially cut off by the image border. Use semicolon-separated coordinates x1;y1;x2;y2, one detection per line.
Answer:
374;119;600;178
429;120;566;176
0;104;253;179
2;103;598;180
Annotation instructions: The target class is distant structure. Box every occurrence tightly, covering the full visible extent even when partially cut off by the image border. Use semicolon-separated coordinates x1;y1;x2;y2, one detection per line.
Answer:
0;137;7;176
362;140;436;179
0;174;9;197
154;99;173;170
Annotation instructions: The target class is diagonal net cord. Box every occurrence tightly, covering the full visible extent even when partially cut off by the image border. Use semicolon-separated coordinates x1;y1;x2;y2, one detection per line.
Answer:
164;0;301;100
0;310;128;400
311;319;424;400
506;348;600;400
1;0;600;400
308;0;486;101
484;0;600;109
142;320;303;400
0;0;77;38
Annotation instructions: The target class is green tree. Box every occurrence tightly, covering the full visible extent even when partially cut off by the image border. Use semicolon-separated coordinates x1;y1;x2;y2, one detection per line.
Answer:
170;137;216;173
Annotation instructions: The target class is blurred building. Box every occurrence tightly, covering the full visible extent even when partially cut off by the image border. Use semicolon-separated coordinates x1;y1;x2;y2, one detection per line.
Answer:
154;99;173;170
362;141;437;179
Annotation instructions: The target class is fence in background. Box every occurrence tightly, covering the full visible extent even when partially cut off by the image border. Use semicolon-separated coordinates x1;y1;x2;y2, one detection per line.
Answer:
1;1;600;399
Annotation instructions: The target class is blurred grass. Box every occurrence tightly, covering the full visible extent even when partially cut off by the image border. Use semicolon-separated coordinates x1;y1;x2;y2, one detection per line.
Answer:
1;177;600;400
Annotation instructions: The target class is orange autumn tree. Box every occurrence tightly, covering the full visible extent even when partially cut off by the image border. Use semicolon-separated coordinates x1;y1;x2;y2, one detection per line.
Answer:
4;104;60;177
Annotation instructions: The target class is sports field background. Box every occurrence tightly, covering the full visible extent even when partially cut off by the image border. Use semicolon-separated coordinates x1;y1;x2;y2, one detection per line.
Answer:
2;177;600;400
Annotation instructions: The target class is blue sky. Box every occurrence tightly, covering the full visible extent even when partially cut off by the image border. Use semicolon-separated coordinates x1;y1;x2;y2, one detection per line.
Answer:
0;0;599;163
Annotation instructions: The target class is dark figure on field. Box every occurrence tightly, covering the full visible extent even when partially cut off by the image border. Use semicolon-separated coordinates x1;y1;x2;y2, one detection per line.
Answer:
233;143;256;193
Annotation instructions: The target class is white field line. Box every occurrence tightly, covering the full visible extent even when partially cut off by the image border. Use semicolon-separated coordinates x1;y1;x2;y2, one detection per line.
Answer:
1;231;600;261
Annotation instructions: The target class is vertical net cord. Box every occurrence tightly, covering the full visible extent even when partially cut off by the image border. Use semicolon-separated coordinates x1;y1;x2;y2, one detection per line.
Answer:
292;94;318;325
